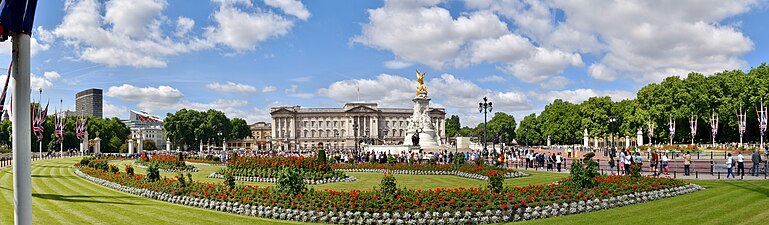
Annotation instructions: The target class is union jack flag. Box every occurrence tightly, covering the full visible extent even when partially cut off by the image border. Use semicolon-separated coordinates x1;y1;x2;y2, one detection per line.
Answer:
55;110;66;143
647;120;654;139
76;116;88;141
32;101;48;142
737;110;747;137
669;118;675;139
689;115;697;137
757;105;767;134
0;62;10;113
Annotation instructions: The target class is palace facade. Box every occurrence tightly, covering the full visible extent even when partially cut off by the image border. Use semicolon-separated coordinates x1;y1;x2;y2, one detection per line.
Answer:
270;103;446;150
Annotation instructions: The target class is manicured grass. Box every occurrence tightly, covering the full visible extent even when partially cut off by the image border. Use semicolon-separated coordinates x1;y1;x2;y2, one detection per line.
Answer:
4;157;767;224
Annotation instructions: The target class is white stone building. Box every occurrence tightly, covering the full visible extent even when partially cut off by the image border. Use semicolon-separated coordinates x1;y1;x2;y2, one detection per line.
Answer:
123;110;166;149
270;103;446;150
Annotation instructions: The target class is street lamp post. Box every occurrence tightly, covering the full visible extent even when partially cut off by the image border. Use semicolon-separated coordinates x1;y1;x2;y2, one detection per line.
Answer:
478;97;493;159
217;131;223;153
610;115;617;157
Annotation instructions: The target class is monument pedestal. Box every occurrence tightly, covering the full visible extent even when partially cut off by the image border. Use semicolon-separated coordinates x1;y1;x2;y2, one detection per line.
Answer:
402;91;440;147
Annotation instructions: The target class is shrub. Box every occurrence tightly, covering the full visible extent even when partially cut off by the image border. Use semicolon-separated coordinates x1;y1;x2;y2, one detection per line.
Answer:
146;165;160;182
428;157;436;165
630;164;642;178
177;152;184;162
224;173;236;189
317;150;326;164
452;153;466;165
567;153;600;188
487;171;503;193
230;152;238;163
125;165;135;176
474;158;484;166
387;154;398;165
277;167;306;195
80;157;93;166
109;164;119;174
380;173;398;197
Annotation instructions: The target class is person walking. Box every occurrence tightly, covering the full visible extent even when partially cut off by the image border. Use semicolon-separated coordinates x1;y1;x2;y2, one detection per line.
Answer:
661;153;669;175
624;151;632;175
683;151;691;176
726;153;735;179
752;150;762;176
619;151;626;175
650;150;659;176
608;155;615;175
737;151;745;177
556;153;562;172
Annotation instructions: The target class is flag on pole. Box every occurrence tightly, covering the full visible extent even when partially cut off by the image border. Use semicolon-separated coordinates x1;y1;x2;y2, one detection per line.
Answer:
710;111;718;136
668;117;675;139
0;62;11;113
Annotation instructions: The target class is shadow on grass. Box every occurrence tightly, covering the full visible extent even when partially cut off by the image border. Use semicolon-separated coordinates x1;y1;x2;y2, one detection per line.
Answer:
32;174;75;179
33;193;145;205
723;181;769;197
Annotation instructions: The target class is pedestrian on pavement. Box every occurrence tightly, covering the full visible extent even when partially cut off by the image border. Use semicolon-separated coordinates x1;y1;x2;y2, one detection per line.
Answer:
650;150;659;176
661;153;669;175
737;151;745;177
608;155;615;175
556;153;562;172
683;151;691;176
624;151;632;175
726;153;735;179
752;150;762;176
620;151;626;175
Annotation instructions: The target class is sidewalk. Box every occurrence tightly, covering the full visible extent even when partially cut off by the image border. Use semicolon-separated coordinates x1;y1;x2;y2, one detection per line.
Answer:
513;166;769;180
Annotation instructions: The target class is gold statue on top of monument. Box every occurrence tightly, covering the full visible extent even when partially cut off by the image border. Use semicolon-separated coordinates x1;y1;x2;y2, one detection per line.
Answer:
415;69;427;96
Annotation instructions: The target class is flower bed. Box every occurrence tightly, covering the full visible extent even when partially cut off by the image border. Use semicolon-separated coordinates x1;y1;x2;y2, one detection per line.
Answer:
220;156;347;180
333;163;527;180
75;165;702;225
185;160;227;166
136;154;198;173
207;173;358;185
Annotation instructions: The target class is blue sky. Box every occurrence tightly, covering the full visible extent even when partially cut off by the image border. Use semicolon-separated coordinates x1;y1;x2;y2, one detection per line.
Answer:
1;0;767;127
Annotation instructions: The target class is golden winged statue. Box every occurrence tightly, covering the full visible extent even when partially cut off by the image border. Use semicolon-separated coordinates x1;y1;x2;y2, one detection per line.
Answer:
415;69;427;96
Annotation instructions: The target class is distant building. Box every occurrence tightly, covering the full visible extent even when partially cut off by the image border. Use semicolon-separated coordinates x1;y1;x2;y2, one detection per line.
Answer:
270;103;446;150
226;122;272;150
75;88;103;118
123;110;165;149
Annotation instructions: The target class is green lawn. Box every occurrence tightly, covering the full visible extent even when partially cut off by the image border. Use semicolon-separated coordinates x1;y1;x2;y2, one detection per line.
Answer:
2;157;767;224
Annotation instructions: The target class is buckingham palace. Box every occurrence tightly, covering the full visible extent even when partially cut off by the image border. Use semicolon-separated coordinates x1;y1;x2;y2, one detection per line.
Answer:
270;103;446;150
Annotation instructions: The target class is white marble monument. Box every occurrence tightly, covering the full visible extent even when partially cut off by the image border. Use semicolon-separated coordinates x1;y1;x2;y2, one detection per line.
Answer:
403;70;441;147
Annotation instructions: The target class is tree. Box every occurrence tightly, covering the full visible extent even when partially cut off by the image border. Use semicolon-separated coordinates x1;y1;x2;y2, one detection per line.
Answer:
445;115;460;138
230;118;251;140
143;140;157;150
516;113;541;146
486;112;516;144
539;99;581;145
579;96;614;139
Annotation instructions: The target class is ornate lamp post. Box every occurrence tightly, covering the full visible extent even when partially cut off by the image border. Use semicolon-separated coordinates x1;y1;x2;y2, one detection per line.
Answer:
217;131;223;153
609;114;617;156
478;96;492;158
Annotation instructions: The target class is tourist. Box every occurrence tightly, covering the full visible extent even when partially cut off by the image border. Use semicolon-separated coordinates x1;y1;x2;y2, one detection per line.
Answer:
624;151;632;175
525;152;532;168
549;153;555;171
661;153;669;175
650;150;659;176
633;152;643;167
737;151;745;177
556;152;562;172
683;151;691;176
751;150;762;176
619;151;626;175
726;153;735;179
608;155;615;175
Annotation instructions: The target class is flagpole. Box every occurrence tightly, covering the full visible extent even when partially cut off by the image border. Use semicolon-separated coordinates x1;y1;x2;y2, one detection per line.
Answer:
12;31;33;225
60;99;63;157
38;88;42;159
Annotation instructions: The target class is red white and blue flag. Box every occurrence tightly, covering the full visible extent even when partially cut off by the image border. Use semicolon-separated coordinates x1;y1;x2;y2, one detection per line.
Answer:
757;105;767;134
710;113;718;136
689;115;697;137
647;119;654;139
668;117;675;139
55;109;65;143
32;101;48;142
76;116;88;141
737;110;747;137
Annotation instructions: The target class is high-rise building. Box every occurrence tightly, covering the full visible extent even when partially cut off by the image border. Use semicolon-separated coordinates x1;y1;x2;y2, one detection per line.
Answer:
75;88;103;118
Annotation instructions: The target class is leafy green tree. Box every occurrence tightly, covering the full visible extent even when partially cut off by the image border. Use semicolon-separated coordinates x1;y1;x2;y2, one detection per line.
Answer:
579;96;614;139
445;115;460;138
486;112;516;144
143;140;157;150
539;99;581;144
516;113;541;146
230;118;251;140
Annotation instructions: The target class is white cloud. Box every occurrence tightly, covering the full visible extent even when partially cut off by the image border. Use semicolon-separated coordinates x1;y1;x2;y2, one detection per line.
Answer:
103;101;129;118
288;76;312;82
537;89;636;104
43;71;61;80
205;0;294;51
317;73;531;126
383;60;412;69
31;75;54;91
206;81;257;94
53;0;211;68
106;84;185;111
318;74;413;107
284;85;313;98
504;47;583;83
353;0;508;69
541;76;570;90
261;85;277;93
469;0;757;84
175;16;195;37
478;75;505;83
264;0;311;20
